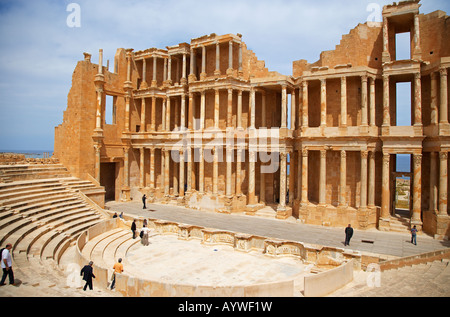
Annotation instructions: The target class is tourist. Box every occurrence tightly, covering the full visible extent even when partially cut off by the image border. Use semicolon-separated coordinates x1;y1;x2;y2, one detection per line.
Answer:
142;194;147;209
344;224;353;246
110;258;123;290
119;212;124;219
140;225;151;246
113;212;118;218
0;243;14;286
80;261;96;291
131;219;137;239
411;225;418;245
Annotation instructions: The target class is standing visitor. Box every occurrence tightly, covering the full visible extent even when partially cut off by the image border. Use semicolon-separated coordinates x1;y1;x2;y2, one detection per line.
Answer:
411;225;418;245
131;219;137;239
140;225;151;246
142;194;147;209
344;224;354;246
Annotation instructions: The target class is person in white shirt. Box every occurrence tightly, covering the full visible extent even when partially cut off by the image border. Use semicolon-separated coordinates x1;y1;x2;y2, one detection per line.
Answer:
0;243;14;286
140;225;151;246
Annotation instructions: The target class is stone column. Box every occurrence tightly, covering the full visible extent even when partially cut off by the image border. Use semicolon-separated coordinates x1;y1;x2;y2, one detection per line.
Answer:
227;40;233;74
413;14;422;59
181;94;186;129
339;150;347;207
188;93;194;130
187;148;192;192
296;149;302;199
162;98;166;131
288;152;295;204
226;148;232;196
166;97;171;132
139;147;145;188
199;147;204;193
290;89;296;130
163;57;167;83
281;85;287;128
250;88;256;129
302;81;308;127
160;149;165;190
123;147;130;188
151;97;156;131
382;17;390;63
94;144;101;183
236;148;242;195
179;149;185;197
431;72;438;125
361;75;368;126
140;58;148;89
227;88;233;127
414;72;422;126
214;89;220;129
429;152;437;212
381;153;390;219
341;76;347;127
167;56;172;85
201;45;207;80
320;79;327;127
440;68;448;124
150;147;155;189
278;152;287;210
152;56;157;88
189;47;195;78
200;90;206;130
412;154;422;224
319;149;327;205
140;98;146;132
181;53;187;84
369;77;376;126
439;151;448;215
214;42;220;76
238;42;243;74
260;164;266;203
261;90;266;127
360;150;368;209
164;149;170;195
248;150;256;205
383;75;390;126
368;151;376;207
237;90;243;129
301;149;309;206
125;95;130;132
213;147;218;195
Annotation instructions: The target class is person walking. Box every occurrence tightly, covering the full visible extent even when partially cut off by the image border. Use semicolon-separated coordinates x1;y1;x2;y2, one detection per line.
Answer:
131;219;137;239
0;243;14;286
344;224;354;246
142;194;147;209
110;258;123;290
411;225;418;245
80;261;96;291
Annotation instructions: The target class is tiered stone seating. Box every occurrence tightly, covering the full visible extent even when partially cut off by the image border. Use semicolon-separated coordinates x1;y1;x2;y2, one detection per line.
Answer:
331;259;450;297
0;164;114;296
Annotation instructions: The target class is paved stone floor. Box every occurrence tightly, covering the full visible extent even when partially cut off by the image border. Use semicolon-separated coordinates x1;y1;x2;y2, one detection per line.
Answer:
106;201;450;258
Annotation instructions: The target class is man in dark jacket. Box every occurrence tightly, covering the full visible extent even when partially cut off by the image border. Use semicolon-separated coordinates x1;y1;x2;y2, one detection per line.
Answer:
142;194;147;209
80;261;96;291
344;224;354;246
131;219;137;239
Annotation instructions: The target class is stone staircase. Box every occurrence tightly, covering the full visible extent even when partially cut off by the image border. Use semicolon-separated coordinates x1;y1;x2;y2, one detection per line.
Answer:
330;259;450;297
0;164;119;297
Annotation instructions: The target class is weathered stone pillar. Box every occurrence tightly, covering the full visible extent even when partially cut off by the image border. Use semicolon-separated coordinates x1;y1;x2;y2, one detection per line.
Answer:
227;41;233;75
383;75;390;126
250;88;256;129
248;150;256;205
167;56;172;85
261;90;266;127
290;89;296;131
368;151;376;207
227;88;233;127
181;53;187;85
369;77;376;126
214;89;220;129
381;153;390;219
301;149;309;206
320;79;327;127
360;150;368;209
164;149;170;195
188;93;194;130
151;97;156;131
139;147;145;188
431;72;438;125
94;144;101;183
339;150;347;207
150;147;155;189
429;152;438;212
281;85;287;128
213;147;218;195
440;68;448;124
361;75;368;126
288;152;295;204
236;148;242;195
162;98;166;131
200;90;206;130
296;149;302;200
302;81;308;127
140;98;146;132
181;94;186;129
124;147;129;187
140;58;148;89
187;148;192;192
414;72;422;126
163;57;167;83
152;56;157;87
319;149;327;205
341;76;347;127
278;152;287;210
201;45;207;80
237;90;243;129
179;149;185;197
413;14;422;59
214;42;220;76
226;148;232;196
166;97;171;132
439;151;448;215
238;42;243;74
199;147;204;193
412;154;422;225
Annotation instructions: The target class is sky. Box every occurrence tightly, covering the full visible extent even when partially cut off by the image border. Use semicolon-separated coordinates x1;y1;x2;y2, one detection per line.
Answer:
0;0;449;152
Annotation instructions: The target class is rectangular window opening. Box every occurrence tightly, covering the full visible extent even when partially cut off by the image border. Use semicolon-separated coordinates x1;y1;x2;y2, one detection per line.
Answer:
105;95;116;125
396;82;411;126
395;32;411;61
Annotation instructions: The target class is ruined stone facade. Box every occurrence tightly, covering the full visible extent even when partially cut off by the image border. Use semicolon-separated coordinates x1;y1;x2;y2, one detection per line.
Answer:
55;1;450;238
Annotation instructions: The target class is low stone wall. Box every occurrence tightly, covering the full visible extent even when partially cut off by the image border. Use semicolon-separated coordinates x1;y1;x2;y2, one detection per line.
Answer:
76;215;367;297
303;260;354;297
0;153;58;164
379;249;450;271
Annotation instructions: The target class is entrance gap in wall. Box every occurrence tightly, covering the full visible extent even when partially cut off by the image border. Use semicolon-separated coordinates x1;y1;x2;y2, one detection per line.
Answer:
100;162;117;202
394;154;411;219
